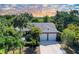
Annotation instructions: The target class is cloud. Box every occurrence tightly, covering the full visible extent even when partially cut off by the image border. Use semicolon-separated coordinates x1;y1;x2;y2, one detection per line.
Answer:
0;4;79;10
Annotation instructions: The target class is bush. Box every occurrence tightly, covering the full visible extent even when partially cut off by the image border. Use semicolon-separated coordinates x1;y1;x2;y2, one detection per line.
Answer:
0;48;5;54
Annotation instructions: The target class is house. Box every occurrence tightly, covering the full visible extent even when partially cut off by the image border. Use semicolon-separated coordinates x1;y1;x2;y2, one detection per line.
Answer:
31;23;59;41
15;23;59;41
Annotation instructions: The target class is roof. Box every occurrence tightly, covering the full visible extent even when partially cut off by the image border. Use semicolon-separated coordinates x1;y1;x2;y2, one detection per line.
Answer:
31;23;59;33
15;23;59;33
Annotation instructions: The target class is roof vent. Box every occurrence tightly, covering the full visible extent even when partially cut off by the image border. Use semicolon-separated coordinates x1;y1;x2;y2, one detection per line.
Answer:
48;28;49;30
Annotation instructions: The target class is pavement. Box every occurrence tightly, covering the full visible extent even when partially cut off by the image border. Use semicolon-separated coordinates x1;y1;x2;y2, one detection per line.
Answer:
40;40;66;54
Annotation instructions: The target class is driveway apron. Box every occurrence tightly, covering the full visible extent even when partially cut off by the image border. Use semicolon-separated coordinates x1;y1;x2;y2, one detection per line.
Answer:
40;41;66;54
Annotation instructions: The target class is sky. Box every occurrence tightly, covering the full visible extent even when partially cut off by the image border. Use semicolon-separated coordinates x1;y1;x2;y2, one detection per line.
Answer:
0;4;79;11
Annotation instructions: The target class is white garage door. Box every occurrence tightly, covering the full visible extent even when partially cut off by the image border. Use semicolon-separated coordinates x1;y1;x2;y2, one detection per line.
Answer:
40;34;47;41
40;34;57;41
48;34;56;41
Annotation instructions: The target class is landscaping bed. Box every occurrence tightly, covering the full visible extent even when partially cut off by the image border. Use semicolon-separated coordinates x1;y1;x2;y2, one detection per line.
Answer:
23;46;40;54
7;46;40;54
61;44;77;54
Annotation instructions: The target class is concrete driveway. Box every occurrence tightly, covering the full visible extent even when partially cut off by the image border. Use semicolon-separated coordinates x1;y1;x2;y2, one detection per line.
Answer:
40;41;66;54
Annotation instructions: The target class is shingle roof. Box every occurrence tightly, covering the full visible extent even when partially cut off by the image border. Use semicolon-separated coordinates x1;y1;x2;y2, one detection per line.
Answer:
15;23;59;33
31;23;59;33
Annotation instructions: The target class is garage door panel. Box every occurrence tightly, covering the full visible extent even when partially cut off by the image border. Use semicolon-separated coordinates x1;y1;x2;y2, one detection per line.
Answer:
49;34;56;41
40;34;57;41
40;34;47;41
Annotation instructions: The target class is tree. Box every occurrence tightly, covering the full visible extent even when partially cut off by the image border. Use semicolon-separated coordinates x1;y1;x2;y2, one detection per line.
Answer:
31;26;41;39
67;24;77;31
43;16;50;22
13;14;27;28
13;13;33;28
61;24;79;47
70;10;79;15
26;26;41;45
61;28;75;46
32;18;39;22
53;10;79;32
53;11;68;31
0;17;24;54
74;28;79;47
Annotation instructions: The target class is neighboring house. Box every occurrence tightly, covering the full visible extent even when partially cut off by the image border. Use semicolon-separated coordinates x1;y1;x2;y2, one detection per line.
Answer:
31;23;59;41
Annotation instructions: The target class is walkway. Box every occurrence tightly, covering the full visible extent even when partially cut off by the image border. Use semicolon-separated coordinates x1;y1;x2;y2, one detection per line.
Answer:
40;41;66;54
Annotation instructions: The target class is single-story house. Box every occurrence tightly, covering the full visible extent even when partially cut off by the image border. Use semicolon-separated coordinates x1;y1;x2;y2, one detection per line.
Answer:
31;23;59;41
15;23;59;41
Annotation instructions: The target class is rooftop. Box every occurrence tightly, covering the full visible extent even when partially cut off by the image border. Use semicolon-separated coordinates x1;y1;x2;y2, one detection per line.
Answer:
15;23;59;33
31;23;58;33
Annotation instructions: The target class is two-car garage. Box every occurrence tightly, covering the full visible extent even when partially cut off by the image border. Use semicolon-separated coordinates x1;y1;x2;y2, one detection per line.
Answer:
32;23;59;41
40;33;57;41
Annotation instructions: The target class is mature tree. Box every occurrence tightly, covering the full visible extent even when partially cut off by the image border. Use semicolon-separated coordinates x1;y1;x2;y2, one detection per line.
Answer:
43;16;50;22
0;17;24;54
13;13;33;28
61;28;75;46
53;10;79;32
70;10;79;15
61;24;79;47
53;11;67;31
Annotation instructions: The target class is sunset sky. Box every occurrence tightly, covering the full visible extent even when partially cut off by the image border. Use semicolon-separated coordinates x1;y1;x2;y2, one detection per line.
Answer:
0;4;79;11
